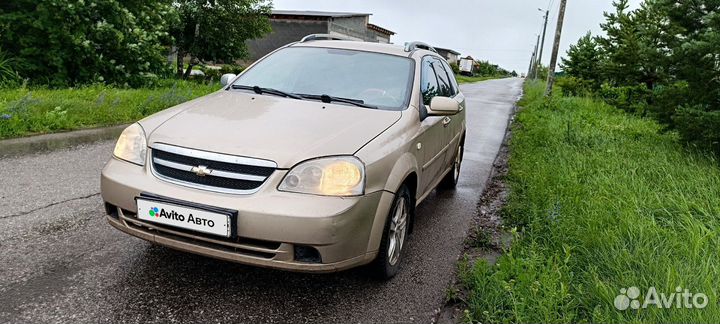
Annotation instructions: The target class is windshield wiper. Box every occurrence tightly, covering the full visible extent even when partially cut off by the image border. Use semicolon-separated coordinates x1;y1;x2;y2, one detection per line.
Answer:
231;85;303;100
297;94;378;109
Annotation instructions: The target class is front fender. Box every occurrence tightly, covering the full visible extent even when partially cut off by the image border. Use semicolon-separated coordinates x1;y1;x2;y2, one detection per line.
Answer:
362;151;418;254
383;152;419;195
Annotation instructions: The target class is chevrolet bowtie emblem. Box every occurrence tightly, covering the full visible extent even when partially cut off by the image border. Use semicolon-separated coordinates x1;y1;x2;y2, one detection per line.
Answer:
191;165;212;177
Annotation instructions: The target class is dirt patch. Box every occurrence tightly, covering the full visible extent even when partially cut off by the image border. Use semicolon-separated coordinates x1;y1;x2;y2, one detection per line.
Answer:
433;115;515;324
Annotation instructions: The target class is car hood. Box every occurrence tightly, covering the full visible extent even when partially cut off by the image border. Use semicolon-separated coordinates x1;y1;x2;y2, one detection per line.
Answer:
145;91;402;168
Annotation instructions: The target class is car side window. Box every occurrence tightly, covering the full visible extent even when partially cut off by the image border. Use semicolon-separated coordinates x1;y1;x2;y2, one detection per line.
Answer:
432;58;454;97
420;57;440;106
440;60;460;95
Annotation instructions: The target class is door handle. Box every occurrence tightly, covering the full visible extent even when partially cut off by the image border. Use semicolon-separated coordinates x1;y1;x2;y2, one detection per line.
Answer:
442;116;451;127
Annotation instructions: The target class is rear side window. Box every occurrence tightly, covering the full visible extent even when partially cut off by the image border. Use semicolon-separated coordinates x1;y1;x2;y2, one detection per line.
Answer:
440;60;460;95
420;57;440;105
432;58;454;97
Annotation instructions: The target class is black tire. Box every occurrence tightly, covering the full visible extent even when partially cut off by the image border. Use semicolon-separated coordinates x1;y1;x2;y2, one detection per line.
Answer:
369;184;412;280
440;141;464;189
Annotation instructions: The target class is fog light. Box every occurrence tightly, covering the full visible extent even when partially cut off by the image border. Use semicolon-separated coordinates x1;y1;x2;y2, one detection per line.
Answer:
104;202;119;219
294;245;322;263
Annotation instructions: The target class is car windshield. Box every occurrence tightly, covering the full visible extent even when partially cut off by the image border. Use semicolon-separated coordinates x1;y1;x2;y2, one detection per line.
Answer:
232;47;414;110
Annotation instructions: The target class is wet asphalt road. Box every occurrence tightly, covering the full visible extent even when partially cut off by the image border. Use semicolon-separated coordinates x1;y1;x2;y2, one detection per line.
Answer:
0;78;523;324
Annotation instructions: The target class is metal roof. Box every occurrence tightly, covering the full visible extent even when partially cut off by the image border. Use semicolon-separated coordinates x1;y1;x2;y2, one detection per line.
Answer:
367;23;395;36
271;10;371;18
434;47;461;55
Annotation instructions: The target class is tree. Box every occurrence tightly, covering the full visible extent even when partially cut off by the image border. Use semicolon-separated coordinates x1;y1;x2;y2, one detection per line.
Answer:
561;32;602;87
596;0;642;86
655;0;720;154
171;0;272;79
596;0;668;89
0;0;177;87
656;0;719;107
557;0;720;155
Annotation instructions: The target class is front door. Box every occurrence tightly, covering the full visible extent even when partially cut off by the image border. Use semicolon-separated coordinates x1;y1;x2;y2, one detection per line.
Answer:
418;116;447;194
418;57;449;194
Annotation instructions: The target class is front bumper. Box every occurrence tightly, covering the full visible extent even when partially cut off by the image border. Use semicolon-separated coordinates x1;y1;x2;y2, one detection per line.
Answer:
101;157;395;273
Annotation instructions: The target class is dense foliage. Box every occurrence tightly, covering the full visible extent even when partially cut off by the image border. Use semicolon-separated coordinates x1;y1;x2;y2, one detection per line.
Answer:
0;0;178;87
0;49;18;85
473;60;512;78
0;0;272;86
171;0;271;79
560;0;720;155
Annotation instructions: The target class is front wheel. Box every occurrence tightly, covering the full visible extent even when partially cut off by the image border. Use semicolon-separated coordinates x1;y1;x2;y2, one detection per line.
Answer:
440;141;464;189
369;185;412;279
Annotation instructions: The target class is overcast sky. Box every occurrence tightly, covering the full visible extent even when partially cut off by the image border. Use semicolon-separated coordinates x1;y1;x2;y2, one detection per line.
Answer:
272;0;642;73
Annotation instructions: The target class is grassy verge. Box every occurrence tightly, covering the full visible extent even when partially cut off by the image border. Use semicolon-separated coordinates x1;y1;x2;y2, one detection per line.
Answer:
456;74;506;84
460;81;720;323
0;80;217;139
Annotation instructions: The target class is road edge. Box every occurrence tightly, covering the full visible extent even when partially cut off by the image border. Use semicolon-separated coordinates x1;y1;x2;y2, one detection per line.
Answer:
0;124;128;158
432;84;523;324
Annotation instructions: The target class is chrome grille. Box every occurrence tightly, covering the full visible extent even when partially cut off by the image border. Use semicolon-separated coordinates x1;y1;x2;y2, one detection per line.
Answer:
150;143;276;194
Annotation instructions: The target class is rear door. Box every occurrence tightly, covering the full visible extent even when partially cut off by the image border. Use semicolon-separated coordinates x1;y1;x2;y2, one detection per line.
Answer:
434;58;465;167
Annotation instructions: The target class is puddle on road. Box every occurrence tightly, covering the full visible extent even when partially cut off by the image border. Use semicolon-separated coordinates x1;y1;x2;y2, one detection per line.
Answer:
0;125;126;158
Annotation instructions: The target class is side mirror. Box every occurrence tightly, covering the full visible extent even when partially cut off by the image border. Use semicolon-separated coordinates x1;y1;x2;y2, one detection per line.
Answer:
220;73;237;86
427;96;460;116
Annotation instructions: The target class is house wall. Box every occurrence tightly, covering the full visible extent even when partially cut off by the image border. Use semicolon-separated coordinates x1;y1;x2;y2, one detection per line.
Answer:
436;49;460;64
246;19;329;61
245;15;393;64
375;34;390;44
328;16;370;41
366;29;391;43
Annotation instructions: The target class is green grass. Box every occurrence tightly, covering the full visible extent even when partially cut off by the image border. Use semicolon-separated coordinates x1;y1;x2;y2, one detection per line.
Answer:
460;81;720;323
0;80;217;139
456;74;506;84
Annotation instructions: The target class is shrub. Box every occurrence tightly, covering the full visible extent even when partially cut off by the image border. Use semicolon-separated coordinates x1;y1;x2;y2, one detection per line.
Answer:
673;106;720;157
199;66;222;81
555;76;595;97
0;49;19;87
0;0;178;87
449;62;460;74
598;83;651;115
648;82;690;127
219;64;245;76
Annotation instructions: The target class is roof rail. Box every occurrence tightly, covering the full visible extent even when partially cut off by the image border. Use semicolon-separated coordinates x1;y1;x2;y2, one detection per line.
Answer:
404;41;438;53
300;34;354;43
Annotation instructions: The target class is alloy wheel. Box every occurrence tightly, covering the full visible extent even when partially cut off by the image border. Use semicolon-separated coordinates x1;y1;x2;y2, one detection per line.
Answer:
387;196;408;266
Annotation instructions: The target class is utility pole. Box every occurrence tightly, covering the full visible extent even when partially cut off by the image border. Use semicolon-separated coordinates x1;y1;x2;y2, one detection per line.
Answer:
530;34;540;78
545;0;568;96
535;9;550;80
527;52;535;78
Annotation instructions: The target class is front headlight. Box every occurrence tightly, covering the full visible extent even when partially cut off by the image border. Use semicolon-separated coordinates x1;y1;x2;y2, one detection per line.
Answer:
278;156;365;196
113;123;147;166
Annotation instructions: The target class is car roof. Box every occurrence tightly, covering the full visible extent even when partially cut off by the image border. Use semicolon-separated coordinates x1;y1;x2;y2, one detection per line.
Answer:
288;40;437;58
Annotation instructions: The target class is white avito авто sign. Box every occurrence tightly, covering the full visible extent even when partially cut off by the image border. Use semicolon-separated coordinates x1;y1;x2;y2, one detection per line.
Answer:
614;286;709;311
137;199;230;237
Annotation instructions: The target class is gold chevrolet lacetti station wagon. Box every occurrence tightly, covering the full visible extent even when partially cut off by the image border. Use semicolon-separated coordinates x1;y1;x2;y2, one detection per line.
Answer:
101;34;466;278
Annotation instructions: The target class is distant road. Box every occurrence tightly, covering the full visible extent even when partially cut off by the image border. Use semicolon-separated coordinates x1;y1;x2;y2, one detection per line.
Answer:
0;77;523;323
